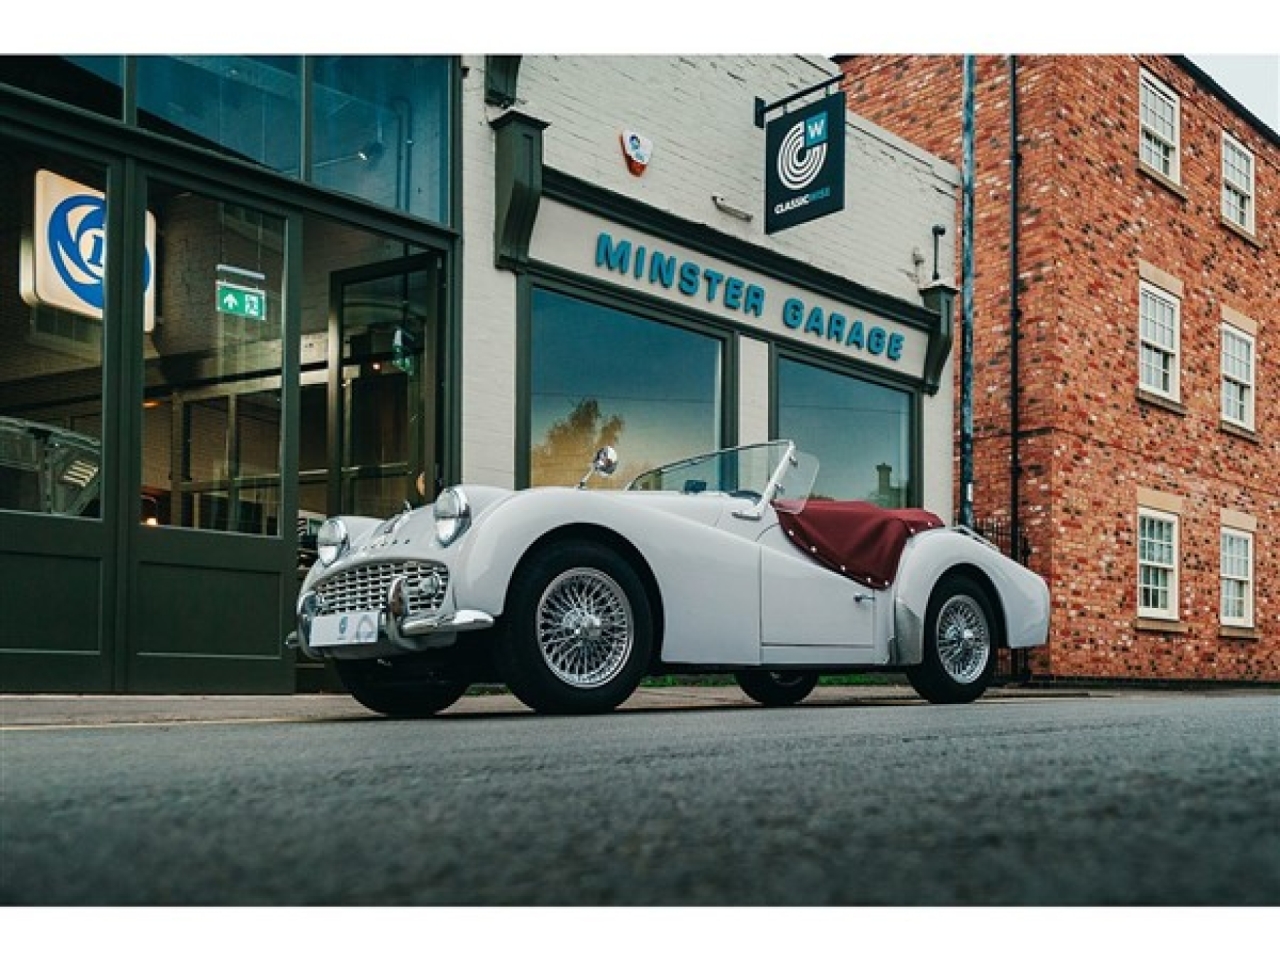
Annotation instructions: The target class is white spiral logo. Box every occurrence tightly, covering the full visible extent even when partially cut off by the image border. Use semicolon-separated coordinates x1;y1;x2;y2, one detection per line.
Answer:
777;119;827;191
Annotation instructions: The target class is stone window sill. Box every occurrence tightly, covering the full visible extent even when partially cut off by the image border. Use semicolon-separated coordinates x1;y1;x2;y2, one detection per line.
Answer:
1137;162;1189;200
1137;389;1186;416
1221;420;1258;443
1135;617;1189;635
1220;216;1262;249
1220;626;1260;641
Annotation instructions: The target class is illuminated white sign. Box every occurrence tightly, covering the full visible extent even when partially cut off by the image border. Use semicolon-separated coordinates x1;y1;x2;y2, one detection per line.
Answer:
20;170;157;332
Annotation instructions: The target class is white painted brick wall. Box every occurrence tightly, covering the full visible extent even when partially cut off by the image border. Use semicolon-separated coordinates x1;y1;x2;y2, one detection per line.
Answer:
459;55;957;516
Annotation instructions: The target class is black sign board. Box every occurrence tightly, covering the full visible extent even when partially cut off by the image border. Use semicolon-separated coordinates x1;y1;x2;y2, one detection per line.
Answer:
764;91;846;235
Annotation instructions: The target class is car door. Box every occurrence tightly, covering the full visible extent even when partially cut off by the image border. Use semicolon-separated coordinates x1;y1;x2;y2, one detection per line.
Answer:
757;521;879;650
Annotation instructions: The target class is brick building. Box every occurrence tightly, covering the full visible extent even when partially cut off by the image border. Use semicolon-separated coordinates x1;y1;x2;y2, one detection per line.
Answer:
839;55;1277;683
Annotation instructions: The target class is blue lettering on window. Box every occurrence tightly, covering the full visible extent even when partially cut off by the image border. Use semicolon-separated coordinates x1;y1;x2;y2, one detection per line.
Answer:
678;261;700;296
724;277;744;310
782;298;805;330
596;233;631;273
888;333;904;361
649;252;676;288
702;269;724;302
804;307;825;336
868;327;887;356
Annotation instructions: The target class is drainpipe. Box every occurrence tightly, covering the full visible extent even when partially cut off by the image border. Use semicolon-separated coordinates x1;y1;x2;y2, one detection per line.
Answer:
1008;56;1023;562
959;55;976;529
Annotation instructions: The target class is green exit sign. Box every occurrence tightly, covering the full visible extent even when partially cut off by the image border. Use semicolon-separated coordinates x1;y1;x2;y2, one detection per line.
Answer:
216;282;266;319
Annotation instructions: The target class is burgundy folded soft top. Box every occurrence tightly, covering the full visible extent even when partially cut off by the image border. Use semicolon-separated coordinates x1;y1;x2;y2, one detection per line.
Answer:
777;500;944;590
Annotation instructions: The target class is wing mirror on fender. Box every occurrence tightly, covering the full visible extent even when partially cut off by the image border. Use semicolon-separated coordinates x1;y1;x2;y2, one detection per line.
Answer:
578;446;619;488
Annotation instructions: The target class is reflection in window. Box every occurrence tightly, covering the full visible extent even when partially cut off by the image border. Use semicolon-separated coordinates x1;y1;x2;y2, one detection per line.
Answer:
137;56;302;174
141;185;286;536
0;56;124;118
530;289;722;488
311;56;452;224
776;356;912;505
0;146;108;519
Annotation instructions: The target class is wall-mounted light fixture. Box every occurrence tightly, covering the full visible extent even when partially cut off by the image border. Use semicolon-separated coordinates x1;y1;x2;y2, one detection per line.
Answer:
712;194;754;222
931;223;947;282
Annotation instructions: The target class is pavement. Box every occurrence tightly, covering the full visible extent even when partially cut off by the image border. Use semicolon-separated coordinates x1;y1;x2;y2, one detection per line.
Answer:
0;682;1098;728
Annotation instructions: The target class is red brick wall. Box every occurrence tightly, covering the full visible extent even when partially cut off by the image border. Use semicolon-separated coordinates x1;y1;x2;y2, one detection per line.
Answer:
841;55;1279;682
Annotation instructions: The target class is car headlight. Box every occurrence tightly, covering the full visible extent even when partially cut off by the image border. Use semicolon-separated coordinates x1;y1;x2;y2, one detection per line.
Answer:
316;518;349;566
433;487;471;546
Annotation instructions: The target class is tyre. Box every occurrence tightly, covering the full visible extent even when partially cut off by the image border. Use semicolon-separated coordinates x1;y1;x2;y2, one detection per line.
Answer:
335;658;469;718
906;573;998;705
735;670;819;707
496;540;653;715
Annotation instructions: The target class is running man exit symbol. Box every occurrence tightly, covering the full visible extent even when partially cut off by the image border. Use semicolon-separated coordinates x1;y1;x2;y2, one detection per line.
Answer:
216;281;266;319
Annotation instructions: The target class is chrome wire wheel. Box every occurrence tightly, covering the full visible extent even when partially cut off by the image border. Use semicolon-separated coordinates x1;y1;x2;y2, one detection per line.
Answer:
935;594;991;685
536;567;635;689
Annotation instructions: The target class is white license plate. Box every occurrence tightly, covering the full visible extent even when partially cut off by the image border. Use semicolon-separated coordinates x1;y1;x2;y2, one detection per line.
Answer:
310;611;381;647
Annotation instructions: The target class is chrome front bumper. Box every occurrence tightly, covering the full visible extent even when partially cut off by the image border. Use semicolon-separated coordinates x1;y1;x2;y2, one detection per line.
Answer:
287;570;494;658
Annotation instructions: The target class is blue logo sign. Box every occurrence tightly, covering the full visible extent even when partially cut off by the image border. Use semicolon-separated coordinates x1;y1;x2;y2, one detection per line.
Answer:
765;92;846;235
46;193;153;313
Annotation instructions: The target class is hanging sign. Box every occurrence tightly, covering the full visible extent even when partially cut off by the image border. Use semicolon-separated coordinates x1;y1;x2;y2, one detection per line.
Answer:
764;92;846;235
21;170;157;331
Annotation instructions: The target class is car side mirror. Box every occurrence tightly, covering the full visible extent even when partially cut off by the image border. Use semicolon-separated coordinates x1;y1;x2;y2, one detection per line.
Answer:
592;446;619;477
578;446;619;488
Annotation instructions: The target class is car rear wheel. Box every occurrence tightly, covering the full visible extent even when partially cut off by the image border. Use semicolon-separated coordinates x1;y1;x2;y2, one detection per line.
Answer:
335;659;470;718
906;573;998;704
497;540;653;715
735;670;819;707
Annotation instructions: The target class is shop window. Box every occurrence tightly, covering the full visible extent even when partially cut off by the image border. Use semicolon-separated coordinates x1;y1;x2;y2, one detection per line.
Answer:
0;56;123;119
529;289;723;489
1137;507;1179;621
1139;70;1180;183
1221;324;1255;430
140;182;286;536
1221;133;1256;234
0;146;109;519
1138;280;1180;402
1220;528;1254;628
136;56;303;174
311;56;452;224
775;355;913;505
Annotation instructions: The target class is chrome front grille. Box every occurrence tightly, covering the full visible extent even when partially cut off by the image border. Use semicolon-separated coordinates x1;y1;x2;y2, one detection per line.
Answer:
315;561;449;617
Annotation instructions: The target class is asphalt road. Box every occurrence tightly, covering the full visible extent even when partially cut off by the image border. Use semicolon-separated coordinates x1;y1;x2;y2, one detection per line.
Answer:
1;692;1277;906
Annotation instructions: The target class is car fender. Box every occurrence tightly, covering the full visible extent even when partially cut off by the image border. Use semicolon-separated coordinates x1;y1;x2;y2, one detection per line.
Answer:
452;488;763;665
891;528;1050;664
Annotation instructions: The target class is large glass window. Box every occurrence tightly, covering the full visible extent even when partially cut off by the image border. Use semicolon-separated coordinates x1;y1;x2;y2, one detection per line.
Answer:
312;56;452;224
1139;281;1180;401
140;183;286;535
1221;133;1256;234
1139;71;1180;182
2;56;454;226
776;356;913;505
1220;528;1254;628
1221;324;1255;430
529;289;723;489
137;57;302;175
1138;508;1179;621
0;56;123;118
0;146;109;518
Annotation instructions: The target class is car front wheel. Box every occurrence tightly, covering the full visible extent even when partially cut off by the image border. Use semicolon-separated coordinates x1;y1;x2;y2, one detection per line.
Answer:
735;670;819;707
335;658;470;718
497;540;653;715
906;573;998;704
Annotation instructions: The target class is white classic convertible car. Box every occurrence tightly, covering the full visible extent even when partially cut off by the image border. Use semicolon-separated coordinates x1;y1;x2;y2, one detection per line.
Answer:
290;441;1049;716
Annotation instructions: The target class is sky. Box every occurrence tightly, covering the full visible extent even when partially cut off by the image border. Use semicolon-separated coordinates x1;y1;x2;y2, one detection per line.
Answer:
12;2;1279;133
1188;54;1279;131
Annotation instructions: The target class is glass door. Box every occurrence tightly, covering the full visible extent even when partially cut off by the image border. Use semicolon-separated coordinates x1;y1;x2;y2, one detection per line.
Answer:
328;255;440;518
